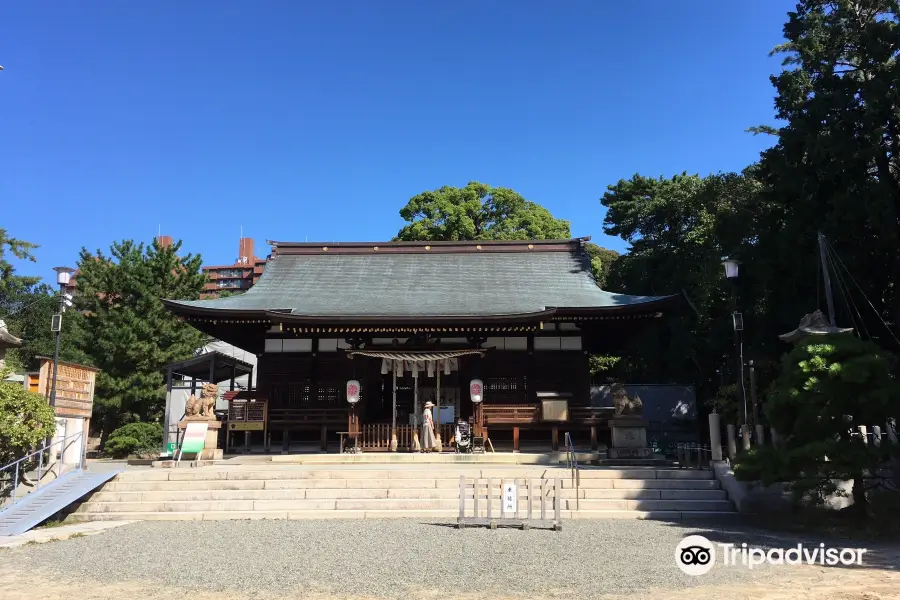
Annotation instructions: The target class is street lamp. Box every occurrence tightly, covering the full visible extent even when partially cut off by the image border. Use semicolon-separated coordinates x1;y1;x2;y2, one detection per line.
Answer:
49;266;75;409
722;258;749;448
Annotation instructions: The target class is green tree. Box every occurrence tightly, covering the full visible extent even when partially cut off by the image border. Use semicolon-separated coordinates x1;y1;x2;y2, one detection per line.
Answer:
0;228;39;301
599;171;762;393
0;366;56;466
395;181;572;241
3;284;90;371
75;238;208;434
583;242;619;289
754;1;900;344
734;335;900;515
0;230;87;371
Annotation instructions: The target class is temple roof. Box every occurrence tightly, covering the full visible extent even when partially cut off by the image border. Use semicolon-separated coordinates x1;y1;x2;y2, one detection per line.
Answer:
165;238;678;323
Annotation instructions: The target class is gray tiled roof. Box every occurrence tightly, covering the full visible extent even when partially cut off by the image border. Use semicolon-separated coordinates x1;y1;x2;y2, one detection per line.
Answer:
167;248;672;318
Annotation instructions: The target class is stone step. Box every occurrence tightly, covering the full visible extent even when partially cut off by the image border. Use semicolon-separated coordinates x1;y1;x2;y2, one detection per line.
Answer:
103;475;719;494
76;497;733;513
576;499;734;512
572;479;720;490
109;467;712;483
580;489;727;500
68;507;737;523
567;510;740;520
89;488;593;502
88;486;726;505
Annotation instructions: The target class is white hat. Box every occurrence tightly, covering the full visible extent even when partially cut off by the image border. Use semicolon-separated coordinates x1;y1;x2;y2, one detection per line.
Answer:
424;401;434;408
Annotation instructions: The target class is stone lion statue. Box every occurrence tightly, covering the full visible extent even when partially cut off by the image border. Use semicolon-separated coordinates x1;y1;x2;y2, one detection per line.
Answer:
611;383;643;417
186;383;219;419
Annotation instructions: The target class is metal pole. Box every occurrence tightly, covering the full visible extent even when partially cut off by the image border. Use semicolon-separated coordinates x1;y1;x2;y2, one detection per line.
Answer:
818;232;837;326
731;280;748;436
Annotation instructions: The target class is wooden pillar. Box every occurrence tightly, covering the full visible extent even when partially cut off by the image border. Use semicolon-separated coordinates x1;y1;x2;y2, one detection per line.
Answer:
412;367;421;452
390;368;398;451
513;426;520;453
282;429;289;454
435;366;443;452
551;427;559;451
320;424;328;452
590;425;598;451
163;366;173;456
526;335;535;403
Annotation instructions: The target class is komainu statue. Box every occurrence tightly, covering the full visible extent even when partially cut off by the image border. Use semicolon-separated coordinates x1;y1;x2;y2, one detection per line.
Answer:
611;383;643;417
186;383;219;419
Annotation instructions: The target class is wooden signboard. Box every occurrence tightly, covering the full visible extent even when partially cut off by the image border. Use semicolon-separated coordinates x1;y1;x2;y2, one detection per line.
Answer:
36;358;99;418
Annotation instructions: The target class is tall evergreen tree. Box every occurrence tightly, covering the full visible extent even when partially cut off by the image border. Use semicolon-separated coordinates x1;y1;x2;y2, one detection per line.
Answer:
75;238;208;433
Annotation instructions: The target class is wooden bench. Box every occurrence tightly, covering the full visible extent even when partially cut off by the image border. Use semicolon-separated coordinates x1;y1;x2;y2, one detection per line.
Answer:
268;408;348;451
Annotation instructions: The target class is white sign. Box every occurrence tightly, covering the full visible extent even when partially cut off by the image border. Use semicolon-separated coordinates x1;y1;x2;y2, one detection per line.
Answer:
502;483;517;513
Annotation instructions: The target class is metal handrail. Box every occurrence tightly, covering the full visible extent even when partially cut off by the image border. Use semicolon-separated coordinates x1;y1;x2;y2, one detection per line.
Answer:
0;431;85;510
564;432;580;511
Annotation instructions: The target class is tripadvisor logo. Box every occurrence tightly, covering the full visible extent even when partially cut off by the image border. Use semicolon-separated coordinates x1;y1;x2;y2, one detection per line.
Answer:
675;535;867;575
675;535;716;576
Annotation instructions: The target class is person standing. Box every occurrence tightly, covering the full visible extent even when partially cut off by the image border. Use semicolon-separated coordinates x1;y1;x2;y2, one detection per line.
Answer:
421;400;437;452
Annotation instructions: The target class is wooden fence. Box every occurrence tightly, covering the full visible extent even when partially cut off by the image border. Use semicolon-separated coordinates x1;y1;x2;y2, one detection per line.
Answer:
457;476;562;530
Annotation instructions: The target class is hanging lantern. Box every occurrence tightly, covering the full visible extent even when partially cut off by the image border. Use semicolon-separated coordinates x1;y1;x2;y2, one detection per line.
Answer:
346;380;361;404
470;379;484;403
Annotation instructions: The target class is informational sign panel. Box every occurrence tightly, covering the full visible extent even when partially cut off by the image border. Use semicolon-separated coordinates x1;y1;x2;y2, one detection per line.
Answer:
229;421;264;431
180;422;208;455
37;358;99;418
503;483;517;513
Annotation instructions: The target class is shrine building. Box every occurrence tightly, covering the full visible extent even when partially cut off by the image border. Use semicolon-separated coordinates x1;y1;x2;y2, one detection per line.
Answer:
163;237;679;453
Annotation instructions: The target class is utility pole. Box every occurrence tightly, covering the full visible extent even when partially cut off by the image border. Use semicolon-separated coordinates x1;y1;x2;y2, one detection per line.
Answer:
818;232;837;326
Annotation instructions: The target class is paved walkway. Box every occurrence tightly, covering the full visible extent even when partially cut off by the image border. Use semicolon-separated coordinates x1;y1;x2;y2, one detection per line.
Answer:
0;521;133;548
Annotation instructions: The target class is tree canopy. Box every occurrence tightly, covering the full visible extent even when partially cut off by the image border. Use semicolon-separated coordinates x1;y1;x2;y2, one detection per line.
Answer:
74;238;208;433
395;181;572;241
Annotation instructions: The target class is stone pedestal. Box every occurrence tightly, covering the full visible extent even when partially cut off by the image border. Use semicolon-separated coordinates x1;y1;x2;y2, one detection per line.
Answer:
708;413;723;461
177;418;223;460
608;417;652;459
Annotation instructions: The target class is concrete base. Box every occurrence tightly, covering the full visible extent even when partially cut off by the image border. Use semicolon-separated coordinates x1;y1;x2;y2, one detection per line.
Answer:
608;417;652;461
152;459;218;468
607;447;654;459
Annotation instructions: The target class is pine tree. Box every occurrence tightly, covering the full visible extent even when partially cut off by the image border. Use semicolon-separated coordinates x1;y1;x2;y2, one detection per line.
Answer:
75;238;208;434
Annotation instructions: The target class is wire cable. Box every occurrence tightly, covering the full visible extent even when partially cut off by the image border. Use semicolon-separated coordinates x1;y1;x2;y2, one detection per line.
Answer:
826;243;870;339
826;239;900;348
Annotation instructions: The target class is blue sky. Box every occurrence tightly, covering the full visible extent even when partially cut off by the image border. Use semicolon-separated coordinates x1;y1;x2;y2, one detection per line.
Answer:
2;1;793;282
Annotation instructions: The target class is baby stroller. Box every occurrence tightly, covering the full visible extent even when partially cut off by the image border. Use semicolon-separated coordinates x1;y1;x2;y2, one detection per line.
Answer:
455;419;472;453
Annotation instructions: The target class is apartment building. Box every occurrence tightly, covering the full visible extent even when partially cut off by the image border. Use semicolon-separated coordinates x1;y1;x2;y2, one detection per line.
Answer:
201;237;267;298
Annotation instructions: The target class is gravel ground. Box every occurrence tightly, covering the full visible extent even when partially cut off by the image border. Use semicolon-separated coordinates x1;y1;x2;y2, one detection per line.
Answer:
1;519;897;600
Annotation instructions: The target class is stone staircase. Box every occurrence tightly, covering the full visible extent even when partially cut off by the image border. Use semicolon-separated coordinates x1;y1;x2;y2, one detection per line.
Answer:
67;465;735;522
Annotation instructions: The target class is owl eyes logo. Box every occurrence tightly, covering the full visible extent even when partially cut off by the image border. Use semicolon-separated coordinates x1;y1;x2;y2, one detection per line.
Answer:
680;545;711;565
675;535;716;575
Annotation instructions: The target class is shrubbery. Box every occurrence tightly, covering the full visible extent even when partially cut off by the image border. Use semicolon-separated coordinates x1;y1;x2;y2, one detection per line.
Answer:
103;422;163;458
0;368;57;465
